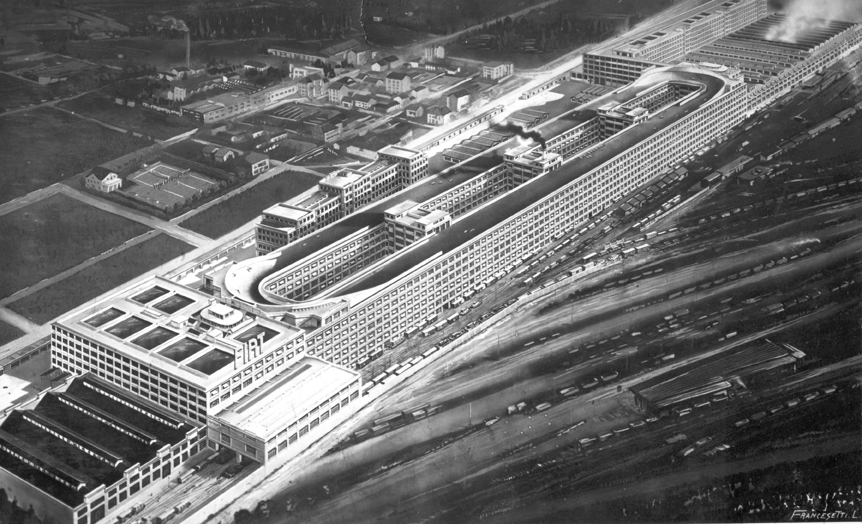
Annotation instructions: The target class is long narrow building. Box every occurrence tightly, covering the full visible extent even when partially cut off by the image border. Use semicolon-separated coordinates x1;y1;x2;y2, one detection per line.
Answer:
217;63;749;370
581;0;768;86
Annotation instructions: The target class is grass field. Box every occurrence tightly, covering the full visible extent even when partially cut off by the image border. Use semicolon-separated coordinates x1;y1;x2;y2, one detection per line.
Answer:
0;74;55;111
0;107;152;205
0;194;151;299
66;38;268;71
8;234;194;325
57;93;198;140
0;320;25;348
180;170;320;239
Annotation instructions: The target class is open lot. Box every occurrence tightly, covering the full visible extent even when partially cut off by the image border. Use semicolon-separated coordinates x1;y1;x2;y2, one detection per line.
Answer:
179;170;320;239
0;194;150;299
8;234;194;325
0;320;25;348
0;73;55;111
0;107;152;205
57;93;198;140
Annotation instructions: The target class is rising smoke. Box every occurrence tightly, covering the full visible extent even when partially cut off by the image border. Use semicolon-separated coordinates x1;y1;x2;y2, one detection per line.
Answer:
493;122;547;150
765;0;862;43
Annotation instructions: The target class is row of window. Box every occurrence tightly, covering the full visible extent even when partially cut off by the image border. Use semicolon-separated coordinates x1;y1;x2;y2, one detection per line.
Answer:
304;82;748;369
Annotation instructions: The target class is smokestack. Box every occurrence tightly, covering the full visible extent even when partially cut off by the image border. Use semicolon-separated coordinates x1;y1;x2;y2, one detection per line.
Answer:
493;122;547;150
186;32;190;68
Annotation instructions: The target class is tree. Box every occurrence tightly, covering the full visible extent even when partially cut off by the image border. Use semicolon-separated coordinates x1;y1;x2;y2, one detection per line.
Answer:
234;508;253;524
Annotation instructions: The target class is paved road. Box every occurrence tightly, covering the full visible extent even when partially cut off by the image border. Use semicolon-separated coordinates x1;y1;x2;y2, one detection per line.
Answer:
57;185;211;246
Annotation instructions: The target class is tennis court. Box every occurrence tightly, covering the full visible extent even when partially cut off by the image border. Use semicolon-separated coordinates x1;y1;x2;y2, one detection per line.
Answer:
123;161;218;210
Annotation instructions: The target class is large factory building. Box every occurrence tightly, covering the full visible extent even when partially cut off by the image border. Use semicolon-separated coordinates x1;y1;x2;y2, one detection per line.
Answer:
217;63;749;371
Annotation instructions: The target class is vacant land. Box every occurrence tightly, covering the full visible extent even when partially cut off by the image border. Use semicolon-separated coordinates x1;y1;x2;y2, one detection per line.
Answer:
0;194;150;299
57;94;198;140
180;170;320;239
0;74;55;111
0;107;152;204
0;320;25;348
8;234;194;325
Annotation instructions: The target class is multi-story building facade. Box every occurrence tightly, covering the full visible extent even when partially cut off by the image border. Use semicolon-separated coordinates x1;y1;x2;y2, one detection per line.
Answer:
220;64;749;371
385;72;411;93
180;84;298;123
482;62;515;80
0;374;206;524
682;13;862;111
52;278;307;425
255;145;428;255
580;0;767;86
50;277;360;471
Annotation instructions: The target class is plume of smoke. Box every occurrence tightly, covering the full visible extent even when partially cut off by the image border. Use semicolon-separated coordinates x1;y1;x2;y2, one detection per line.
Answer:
148;14;190;32
766;0;862;43
493;122;547;150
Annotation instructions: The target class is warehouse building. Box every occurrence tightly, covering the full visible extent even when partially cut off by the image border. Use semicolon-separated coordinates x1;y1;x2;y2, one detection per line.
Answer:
630;340;805;414
682;13;862;111
0;374;205;524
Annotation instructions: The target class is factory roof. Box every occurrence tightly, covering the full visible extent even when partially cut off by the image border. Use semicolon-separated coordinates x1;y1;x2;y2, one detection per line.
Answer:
214;357;357;438
332;66;729;297
630;340;803;409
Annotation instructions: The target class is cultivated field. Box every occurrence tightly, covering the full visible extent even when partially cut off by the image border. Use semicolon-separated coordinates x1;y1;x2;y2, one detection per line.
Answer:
8;234;194;325
57;93;198;140
0;107;152;204
179;170;320;239
0;194;151;299
0;320;24;348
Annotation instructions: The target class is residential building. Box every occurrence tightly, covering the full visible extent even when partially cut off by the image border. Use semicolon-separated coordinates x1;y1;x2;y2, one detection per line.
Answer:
427;105;453;125
411;85;429;100
328;82;348;104
447;89;470;112
385;72;411;93
84;167;122;193
424;45;445;61
482;61;514;80
405;103;425;118
371;59;389;72
244;152;270;176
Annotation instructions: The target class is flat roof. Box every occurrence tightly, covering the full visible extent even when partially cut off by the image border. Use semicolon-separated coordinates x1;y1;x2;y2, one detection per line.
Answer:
333;66;730;296
266;204;311;221
215;357;357;437
631;340;802;409
232;150;503;304
57;277;304;387
378;144;421;159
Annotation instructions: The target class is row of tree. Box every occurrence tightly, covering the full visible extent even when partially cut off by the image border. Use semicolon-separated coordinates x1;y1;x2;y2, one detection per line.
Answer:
146;6;357;42
460;14;623;53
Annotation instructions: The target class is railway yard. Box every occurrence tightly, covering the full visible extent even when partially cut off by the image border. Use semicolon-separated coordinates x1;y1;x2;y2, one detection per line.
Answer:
205;59;862;524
